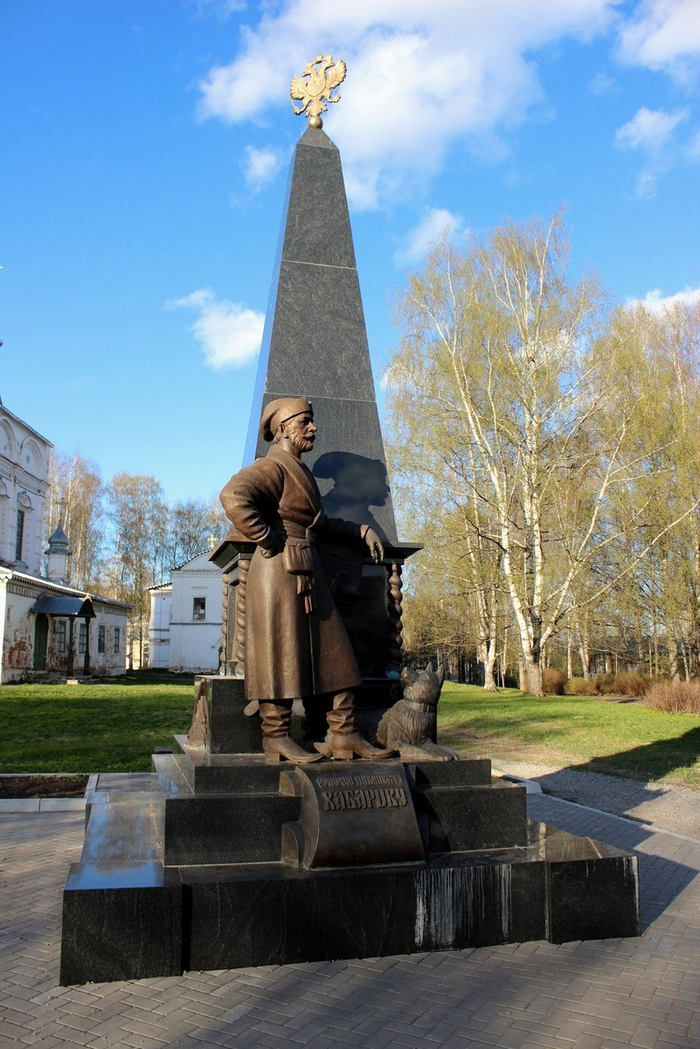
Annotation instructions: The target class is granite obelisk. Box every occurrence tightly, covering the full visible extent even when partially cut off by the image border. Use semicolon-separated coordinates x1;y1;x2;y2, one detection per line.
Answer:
243;124;398;544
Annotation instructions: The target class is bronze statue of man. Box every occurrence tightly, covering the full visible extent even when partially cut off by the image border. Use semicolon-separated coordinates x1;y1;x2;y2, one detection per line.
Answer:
220;396;393;763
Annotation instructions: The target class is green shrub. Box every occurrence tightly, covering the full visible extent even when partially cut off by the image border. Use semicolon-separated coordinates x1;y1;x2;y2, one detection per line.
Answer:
644;680;700;714
542;667;567;695
565;676;597;696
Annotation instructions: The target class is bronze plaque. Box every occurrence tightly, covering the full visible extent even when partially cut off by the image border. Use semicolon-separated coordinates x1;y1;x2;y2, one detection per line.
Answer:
281;762;425;869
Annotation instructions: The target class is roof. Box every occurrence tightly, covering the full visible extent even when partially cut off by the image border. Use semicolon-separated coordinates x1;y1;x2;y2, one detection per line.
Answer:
31;595;96;618
47;523;70;550
7;569;132;609
0;403;53;447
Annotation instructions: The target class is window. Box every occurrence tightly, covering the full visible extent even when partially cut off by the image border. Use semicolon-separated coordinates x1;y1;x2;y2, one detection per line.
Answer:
193;597;206;621
15;508;24;561
56;620;67;653
113;627;120;653
79;623;88;655
98;625;105;653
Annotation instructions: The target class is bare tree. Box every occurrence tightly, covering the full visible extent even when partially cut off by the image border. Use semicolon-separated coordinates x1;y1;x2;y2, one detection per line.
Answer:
104;473;169;668
44;451;105;590
167;496;228;567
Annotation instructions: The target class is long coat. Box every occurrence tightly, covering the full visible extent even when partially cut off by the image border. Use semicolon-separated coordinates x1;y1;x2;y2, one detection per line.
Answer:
220;443;363;701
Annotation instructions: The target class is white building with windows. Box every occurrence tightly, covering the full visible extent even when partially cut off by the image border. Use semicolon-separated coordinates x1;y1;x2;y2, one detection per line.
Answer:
0;397;129;683
148;550;222;674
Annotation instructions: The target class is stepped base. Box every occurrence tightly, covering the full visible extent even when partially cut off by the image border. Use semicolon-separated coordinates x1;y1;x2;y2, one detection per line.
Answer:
59;751;640;985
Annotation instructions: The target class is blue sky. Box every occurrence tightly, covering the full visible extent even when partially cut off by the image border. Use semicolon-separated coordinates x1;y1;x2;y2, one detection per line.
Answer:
2;0;699;505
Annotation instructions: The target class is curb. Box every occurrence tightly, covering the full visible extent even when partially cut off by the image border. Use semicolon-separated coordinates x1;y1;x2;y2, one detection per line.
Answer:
492;769;543;794
0;772;98;813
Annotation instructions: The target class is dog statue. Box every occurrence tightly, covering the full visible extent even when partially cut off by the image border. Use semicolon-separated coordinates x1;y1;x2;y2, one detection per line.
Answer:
376;662;458;761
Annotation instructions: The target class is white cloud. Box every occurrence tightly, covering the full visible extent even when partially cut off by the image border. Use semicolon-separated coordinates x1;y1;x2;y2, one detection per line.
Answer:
393;208;467;266
614;106;689;198
615;105;688;152
243;145;282;191
196;0;617;209
628;286;700;314
617;0;700;83
166;288;264;370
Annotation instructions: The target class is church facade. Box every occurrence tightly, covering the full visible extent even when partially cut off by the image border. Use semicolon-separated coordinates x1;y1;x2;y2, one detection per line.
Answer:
0;398;129;683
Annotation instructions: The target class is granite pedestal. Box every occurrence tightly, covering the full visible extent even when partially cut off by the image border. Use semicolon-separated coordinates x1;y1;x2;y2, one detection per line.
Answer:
60;711;640;984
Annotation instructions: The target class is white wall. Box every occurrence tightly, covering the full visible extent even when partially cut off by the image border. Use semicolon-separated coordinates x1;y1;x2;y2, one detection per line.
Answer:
148;551;223;674
148;587;172;670
0;405;52;576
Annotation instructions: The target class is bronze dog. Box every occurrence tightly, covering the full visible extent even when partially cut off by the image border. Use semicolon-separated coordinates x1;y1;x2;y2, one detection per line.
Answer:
376;663;458;761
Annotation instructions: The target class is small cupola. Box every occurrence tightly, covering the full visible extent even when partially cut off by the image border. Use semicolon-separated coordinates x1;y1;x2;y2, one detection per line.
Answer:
46;523;71;585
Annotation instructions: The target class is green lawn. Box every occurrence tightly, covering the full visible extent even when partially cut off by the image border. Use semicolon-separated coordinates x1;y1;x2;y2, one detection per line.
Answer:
438;683;700;789
2;680;699;787
0;682;194;772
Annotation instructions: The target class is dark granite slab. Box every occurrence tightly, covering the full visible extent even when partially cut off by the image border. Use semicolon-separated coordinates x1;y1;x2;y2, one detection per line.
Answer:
160;793;300;866
60;792;183;985
418;781;529;852
60;785;640;984
182;819;639;970
197;675;263;755
548;851;641;942
410;759;492;789
61;874;183;984
168;748;285;796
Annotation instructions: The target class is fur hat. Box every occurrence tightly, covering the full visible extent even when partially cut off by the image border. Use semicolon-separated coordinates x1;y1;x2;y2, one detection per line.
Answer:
260;397;313;442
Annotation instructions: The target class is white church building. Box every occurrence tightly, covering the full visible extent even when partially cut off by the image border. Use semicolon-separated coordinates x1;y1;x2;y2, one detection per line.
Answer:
148;549;222;674
0;397;129;683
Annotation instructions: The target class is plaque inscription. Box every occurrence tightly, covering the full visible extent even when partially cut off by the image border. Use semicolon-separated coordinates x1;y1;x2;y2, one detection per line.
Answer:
281;762;425;868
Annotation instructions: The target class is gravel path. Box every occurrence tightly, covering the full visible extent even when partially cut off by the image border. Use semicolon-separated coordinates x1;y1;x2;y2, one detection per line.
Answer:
494;759;700;839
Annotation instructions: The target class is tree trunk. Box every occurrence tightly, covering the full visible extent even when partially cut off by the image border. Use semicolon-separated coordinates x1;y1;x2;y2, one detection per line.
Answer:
525;659;543;697
669;636;680;683
479;638;499;692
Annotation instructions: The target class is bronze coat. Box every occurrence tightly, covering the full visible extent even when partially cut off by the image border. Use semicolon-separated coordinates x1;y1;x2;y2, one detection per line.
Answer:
220;443;363;701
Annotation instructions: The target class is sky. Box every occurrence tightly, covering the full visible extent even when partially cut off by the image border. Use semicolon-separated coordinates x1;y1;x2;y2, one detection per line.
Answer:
1;0;699;507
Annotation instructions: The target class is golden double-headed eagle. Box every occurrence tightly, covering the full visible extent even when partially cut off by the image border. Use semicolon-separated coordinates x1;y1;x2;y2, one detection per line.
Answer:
290;54;346;124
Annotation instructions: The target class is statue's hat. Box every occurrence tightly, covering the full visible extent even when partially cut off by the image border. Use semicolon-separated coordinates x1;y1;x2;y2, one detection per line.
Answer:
260;396;313;442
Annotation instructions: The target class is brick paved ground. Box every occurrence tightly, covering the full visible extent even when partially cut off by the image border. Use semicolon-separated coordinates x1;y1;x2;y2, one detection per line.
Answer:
1;795;699;1049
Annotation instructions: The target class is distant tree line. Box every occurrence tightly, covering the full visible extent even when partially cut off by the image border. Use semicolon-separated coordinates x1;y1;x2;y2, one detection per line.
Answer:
387;211;700;695
43;457;228;668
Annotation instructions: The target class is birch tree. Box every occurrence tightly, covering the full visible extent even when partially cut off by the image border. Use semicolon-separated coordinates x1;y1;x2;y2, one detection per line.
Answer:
104;474;169;667
44;452;105;590
387;213;700;695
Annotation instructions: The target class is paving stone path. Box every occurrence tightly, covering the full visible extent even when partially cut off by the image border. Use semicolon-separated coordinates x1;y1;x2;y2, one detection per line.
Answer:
1;794;699;1048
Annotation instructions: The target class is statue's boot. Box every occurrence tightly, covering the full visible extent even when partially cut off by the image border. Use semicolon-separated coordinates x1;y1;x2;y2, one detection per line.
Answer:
259;701;323;764
314;690;395;760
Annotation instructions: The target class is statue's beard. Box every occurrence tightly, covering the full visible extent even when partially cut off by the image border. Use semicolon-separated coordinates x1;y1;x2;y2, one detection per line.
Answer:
289;432;314;454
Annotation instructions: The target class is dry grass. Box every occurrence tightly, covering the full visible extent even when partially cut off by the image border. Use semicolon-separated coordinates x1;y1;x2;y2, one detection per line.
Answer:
566;671;650;697
542;667;567;695
566;677;597;696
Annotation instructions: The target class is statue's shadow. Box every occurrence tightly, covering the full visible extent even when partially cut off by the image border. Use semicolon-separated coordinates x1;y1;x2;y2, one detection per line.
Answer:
313;451;390;541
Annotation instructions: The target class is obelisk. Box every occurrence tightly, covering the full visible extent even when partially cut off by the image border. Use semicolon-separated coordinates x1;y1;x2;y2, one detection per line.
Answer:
243;55;397;544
